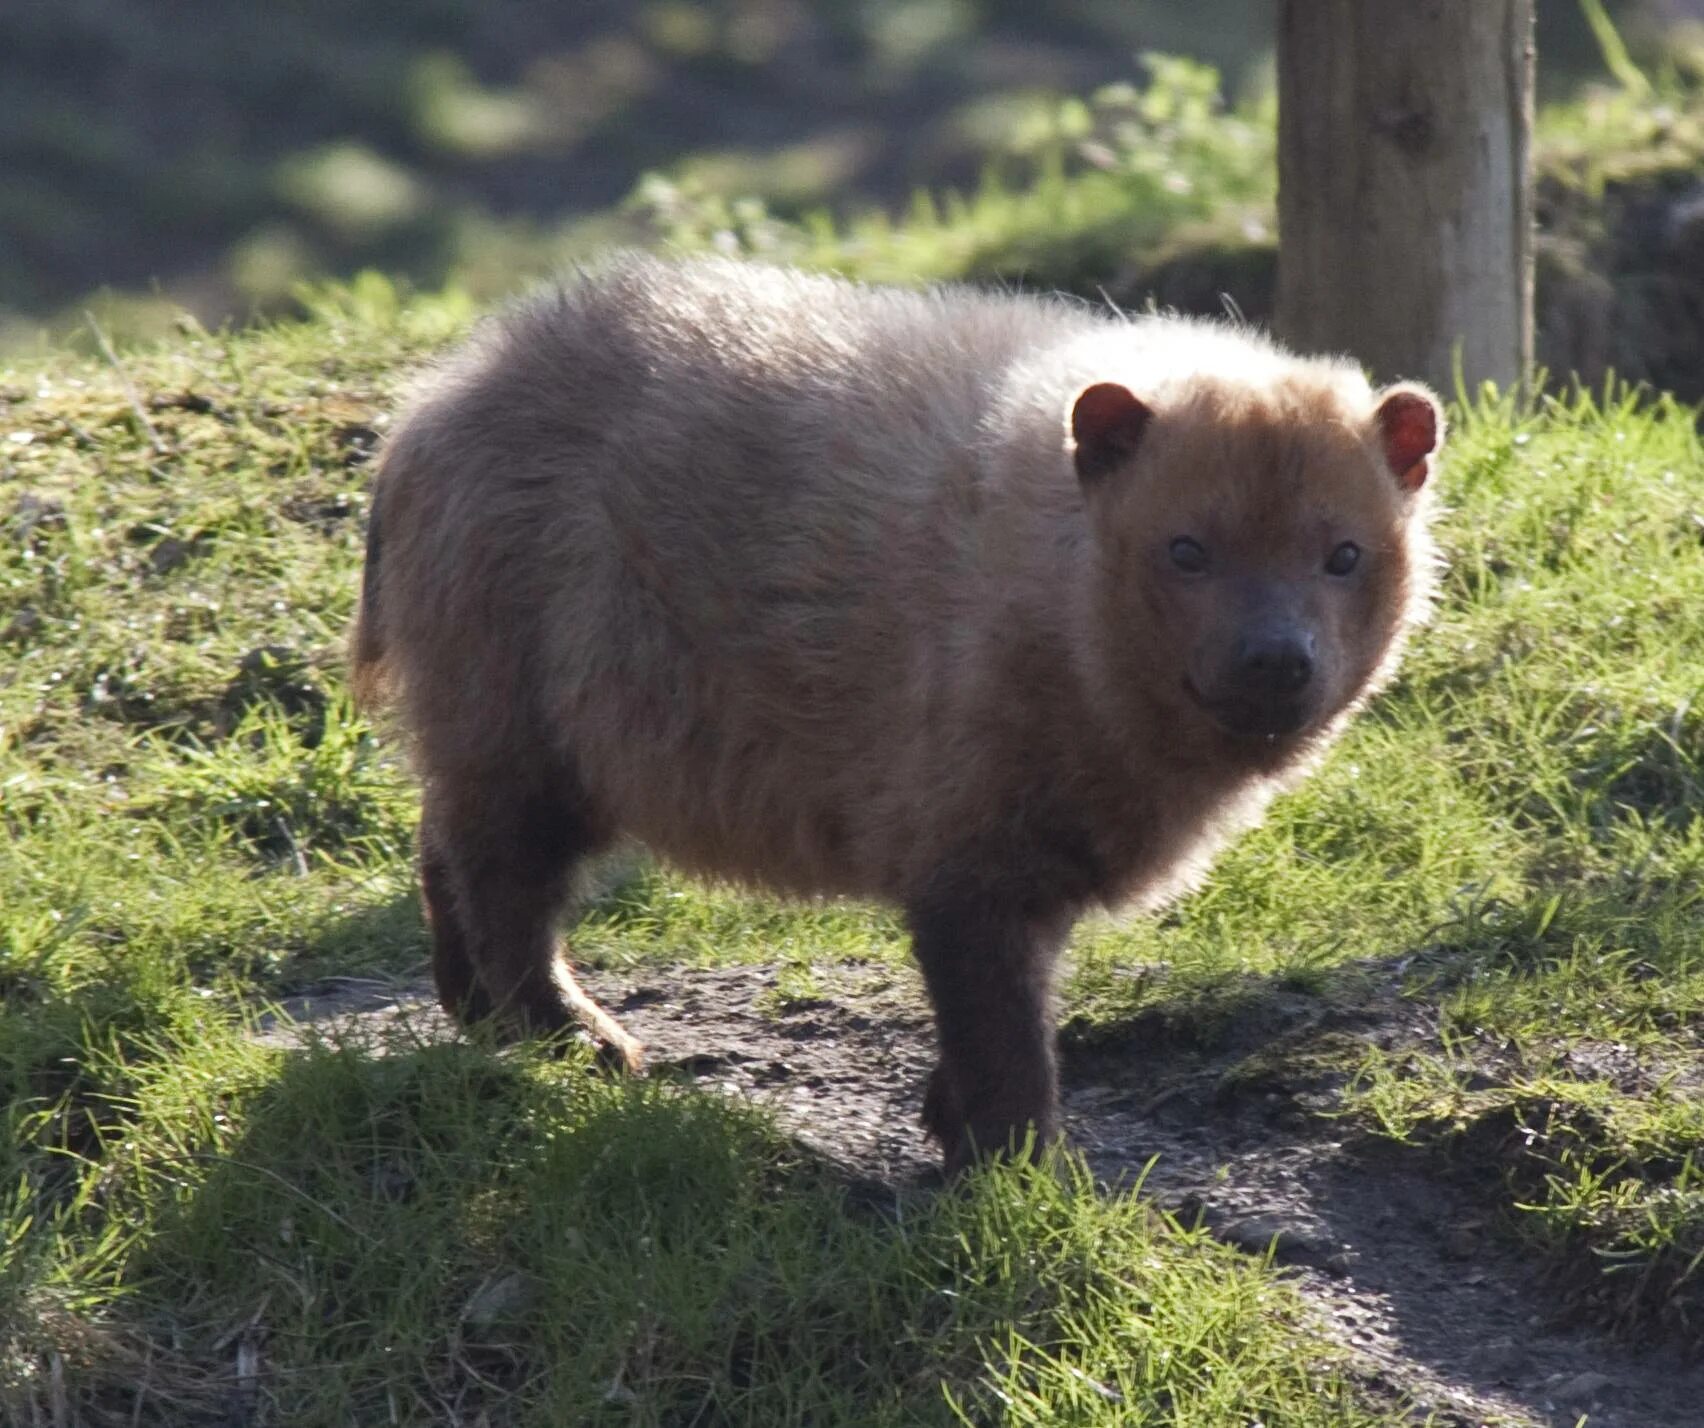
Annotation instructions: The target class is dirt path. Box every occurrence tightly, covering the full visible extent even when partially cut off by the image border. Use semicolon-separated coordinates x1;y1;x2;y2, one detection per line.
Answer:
258;961;1704;1428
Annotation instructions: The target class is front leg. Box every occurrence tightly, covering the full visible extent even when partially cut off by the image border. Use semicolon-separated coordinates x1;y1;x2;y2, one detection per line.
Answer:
907;890;1071;1173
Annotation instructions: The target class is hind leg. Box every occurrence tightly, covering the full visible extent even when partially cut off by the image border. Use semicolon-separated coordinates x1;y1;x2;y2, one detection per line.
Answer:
419;811;495;1024
420;776;644;1071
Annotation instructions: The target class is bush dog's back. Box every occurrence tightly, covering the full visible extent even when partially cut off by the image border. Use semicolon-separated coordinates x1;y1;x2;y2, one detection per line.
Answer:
353;254;1443;1169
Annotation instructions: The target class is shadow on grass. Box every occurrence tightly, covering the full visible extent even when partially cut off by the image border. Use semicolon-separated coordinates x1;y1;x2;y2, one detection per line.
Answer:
10;1016;1406;1428
88;1040;936;1426
268;883;429;992
20;871;1691;1424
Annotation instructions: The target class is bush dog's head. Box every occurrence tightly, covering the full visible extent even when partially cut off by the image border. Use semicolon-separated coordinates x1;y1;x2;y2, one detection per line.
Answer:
1068;367;1442;747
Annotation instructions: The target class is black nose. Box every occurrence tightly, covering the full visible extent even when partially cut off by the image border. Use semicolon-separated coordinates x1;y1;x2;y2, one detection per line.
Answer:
1235;632;1314;695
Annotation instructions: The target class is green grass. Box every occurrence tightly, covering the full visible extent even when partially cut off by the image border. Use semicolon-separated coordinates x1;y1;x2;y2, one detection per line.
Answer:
0;280;1429;1426
5;1028;1394;1426
4;268;1704;1419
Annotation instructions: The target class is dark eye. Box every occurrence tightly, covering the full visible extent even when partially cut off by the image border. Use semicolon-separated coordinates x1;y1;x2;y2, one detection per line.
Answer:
1169;536;1208;574
1325;541;1360;577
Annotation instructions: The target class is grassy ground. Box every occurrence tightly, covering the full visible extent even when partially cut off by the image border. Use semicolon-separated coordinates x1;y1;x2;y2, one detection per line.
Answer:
2;267;1703;1422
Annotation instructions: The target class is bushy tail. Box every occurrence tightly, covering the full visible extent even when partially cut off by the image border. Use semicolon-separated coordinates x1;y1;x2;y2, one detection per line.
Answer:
348;486;392;710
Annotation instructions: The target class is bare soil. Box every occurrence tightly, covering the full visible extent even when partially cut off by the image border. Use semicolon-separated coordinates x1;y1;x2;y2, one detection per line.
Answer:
256;960;1704;1428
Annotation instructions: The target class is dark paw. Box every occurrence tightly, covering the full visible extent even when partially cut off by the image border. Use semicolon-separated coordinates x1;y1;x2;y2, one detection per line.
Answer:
927;1081;1061;1175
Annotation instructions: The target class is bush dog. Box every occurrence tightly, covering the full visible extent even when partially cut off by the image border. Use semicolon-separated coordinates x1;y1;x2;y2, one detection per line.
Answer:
352;255;1443;1171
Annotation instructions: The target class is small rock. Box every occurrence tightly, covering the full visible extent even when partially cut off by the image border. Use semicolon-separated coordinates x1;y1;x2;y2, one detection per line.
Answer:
1219;1213;1331;1265
1548;1370;1613;1407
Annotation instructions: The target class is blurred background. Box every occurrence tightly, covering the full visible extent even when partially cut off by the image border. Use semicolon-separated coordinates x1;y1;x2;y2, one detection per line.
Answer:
5;0;1704;391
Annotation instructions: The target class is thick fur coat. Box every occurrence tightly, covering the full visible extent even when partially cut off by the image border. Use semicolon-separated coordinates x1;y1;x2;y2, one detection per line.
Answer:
353;254;1443;1168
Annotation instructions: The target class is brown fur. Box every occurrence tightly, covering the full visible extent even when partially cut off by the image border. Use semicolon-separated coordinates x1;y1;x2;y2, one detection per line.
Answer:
351;254;1443;1170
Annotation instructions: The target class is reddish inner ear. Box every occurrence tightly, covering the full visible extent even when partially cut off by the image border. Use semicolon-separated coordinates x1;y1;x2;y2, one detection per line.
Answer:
1376;388;1442;493
1071;382;1153;483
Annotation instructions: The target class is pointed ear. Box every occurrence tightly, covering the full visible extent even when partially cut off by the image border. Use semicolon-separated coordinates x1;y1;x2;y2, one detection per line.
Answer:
1374;384;1445;494
1069;382;1154;485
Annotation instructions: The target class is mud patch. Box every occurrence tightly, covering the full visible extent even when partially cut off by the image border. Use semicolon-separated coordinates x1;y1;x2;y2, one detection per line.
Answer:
255;962;941;1180
256;960;1704;1428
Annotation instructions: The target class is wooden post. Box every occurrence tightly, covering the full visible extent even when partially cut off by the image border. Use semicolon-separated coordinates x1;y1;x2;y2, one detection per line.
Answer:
1275;0;1535;393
